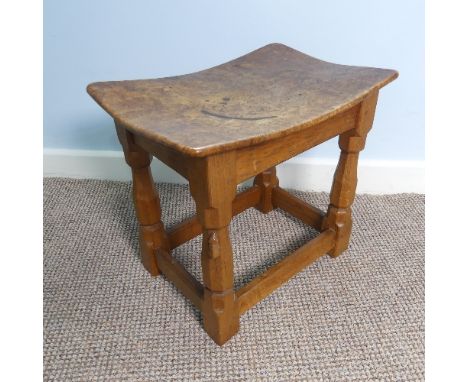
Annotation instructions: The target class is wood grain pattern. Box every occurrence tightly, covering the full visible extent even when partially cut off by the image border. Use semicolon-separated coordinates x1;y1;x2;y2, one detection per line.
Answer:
133;133;189;179
167;186;261;249
88;44;397;157
234;105;358;183
116;124;170;276
89;45;396;345
322;90;379;257
188;152;240;345
254;167;279;213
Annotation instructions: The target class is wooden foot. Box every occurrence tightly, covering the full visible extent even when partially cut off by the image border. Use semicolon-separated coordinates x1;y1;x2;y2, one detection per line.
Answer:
189;152;240;345
254;167;279;213
201;228;239;345
116;124;169;276
322;90;378;257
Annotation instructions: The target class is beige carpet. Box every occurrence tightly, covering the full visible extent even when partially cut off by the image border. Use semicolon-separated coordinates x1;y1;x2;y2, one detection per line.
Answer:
43;178;424;381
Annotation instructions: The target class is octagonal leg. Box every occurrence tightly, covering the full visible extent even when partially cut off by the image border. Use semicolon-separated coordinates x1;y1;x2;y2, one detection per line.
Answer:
189;151;239;345
116;124;170;276
322;90;379;257
254;167;279;213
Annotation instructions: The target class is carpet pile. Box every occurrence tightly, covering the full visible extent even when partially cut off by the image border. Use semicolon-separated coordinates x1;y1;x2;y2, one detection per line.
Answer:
44;178;424;381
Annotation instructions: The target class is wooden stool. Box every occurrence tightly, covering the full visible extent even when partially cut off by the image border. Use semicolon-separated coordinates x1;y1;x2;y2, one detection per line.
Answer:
87;43;397;345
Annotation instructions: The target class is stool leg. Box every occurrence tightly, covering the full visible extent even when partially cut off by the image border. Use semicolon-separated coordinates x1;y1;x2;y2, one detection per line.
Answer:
322;90;379;257
254;167;279;213
116;124;169;276
189;152;239;345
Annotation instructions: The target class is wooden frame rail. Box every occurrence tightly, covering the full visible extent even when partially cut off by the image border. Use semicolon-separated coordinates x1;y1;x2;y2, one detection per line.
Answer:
156;249;204;310
236;229;335;314
154;188;335;319
272;187;325;230
154;229;336;316
167;185;261;249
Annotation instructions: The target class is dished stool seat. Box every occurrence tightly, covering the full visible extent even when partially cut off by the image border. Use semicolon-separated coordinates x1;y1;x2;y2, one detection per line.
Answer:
87;43;397;345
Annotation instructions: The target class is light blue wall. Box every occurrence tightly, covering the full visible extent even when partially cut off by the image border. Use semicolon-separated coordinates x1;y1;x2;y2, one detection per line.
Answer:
44;0;424;160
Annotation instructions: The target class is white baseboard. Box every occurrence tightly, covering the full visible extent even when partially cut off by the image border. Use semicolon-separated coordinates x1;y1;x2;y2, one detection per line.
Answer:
43;149;424;194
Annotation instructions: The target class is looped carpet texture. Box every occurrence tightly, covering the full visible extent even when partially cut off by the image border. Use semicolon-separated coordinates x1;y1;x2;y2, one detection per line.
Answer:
44;178;424;381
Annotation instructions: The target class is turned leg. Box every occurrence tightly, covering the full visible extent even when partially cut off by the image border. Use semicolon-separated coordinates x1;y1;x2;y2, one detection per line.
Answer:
322;90;378;257
254;167;279;213
116;124;169;276
189;152;239;345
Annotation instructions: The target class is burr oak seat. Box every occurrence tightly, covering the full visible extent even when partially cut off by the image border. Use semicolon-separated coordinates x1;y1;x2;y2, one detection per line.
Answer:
87;43;397;157
87;43;397;345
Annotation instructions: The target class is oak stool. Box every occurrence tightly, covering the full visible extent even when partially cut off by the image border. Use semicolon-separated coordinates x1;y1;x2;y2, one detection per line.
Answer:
87;44;397;345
